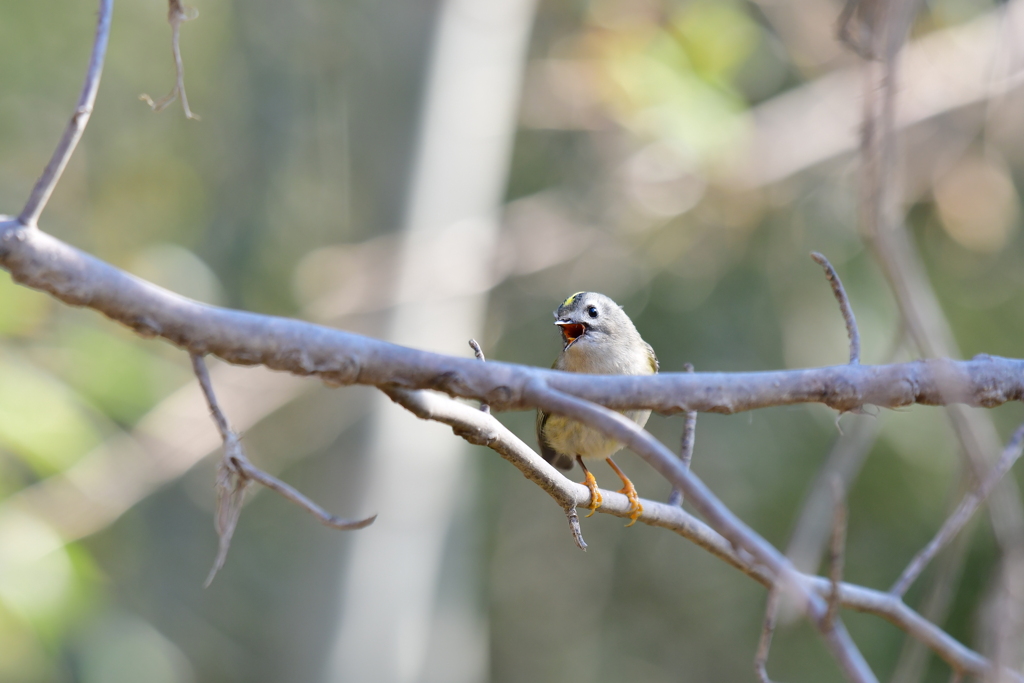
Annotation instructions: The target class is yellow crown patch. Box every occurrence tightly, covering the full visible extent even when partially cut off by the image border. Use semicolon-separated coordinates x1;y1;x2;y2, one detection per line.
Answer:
563;291;585;307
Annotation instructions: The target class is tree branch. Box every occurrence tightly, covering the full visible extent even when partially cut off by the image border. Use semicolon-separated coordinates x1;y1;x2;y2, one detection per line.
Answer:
2;221;1024;419
18;0;113;228
384;384;1020;681
521;380;878;683
191;354;375;585
891;423;1024;597
669;362;697;506
811;252;861;365
755;587;782;683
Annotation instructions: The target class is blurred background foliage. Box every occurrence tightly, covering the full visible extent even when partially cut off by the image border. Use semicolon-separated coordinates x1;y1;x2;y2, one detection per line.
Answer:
2;0;1024;681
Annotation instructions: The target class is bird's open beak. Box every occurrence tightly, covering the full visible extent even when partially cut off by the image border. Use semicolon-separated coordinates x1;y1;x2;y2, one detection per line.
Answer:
555;320;587;349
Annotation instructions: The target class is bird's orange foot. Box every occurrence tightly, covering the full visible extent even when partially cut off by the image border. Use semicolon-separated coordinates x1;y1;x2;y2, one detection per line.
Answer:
618;480;643;527
581;468;603;517
606;458;643;527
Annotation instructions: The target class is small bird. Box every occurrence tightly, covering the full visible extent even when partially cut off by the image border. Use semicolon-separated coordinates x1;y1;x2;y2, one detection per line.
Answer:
536;292;658;526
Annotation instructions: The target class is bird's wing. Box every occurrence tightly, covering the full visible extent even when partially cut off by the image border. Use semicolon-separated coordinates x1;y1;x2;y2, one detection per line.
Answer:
536;410;574;470
645;341;659;373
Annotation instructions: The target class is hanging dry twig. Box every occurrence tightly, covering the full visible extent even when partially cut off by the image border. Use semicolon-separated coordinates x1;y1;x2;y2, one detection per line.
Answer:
140;0;200;120
191;353;375;586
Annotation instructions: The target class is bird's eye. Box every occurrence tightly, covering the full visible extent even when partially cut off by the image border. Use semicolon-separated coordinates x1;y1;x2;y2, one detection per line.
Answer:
587;306;598;318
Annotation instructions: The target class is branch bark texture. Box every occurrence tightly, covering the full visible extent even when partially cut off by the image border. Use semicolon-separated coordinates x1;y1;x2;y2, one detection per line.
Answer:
2;221;1024;419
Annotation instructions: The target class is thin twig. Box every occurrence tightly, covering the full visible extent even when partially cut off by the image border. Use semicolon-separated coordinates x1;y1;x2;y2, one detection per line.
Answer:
827;478;848;627
754;587;782;683
890;523;973;683
468;339;490;413
566;507;587;551
669;362;697;506
811;253;861;365
18;0;113;227
140;0;200;120
891;423;1024;597
190;353;375;586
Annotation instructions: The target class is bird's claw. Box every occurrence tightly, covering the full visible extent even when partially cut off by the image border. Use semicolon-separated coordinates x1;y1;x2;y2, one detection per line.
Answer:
582;469;603;517
619;484;643;527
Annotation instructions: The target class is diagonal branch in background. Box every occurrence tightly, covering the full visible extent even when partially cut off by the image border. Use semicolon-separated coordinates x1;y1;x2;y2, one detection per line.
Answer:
849;0;1024;670
891;423;1024;597
190;354;375;586
385;384;1023;682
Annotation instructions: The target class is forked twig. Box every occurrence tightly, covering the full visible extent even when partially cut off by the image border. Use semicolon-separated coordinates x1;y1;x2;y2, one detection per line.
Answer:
18;0;113;227
669;362;697;506
140;0;200;120
811;253;861;365
891;423;1024;597
190;353;375;586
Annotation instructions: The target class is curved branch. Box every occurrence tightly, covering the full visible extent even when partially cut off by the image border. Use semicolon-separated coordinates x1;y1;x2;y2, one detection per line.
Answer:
18;0;113;227
385;385;1018;681
2;222;1024;418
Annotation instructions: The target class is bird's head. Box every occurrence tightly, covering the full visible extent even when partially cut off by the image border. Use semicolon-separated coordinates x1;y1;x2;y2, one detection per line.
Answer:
553;291;636;352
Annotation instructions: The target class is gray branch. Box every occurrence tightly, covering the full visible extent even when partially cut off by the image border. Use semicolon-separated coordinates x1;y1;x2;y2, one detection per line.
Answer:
191;354;375;586
18;0;112;227
891;423;1024;596
2;222;1024;420
812;252;861;365
385;384;1019;682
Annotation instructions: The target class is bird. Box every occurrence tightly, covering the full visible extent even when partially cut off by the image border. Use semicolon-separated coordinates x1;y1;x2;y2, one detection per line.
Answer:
536;291;658;526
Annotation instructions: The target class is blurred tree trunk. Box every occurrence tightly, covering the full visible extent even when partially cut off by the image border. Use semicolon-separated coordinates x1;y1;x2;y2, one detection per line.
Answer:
325;0;537;680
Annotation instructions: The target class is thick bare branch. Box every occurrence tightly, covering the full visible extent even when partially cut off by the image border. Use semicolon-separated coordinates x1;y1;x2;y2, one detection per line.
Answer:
2;222;1024;420
811;252;861;365
18;0;113;227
